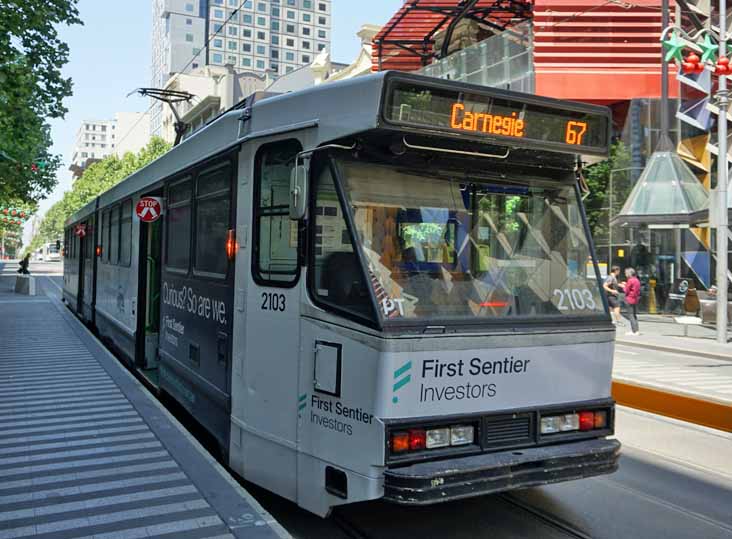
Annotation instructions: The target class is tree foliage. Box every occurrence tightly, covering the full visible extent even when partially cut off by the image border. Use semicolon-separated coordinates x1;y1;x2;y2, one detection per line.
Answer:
0;0;82;203
583;141;632;243
27;137;171;253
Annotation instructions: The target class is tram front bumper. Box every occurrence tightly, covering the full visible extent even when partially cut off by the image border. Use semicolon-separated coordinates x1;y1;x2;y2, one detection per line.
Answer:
383;437;620;505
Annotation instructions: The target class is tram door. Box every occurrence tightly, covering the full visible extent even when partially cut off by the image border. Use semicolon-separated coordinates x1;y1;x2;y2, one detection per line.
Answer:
77;223;93;318
136;199;163;386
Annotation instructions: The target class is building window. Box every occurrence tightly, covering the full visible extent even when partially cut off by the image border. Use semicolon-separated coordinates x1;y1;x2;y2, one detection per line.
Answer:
242;57;252;66
287;0;295;5
286;10;295;19
286;37;294;46
257;16;266;26
318;2;326;11
302;54;310;63
303;0;312;8
213;0;223;4
271;35;279;44
242;42;252;52
256;59;265;68
192;62;199;68
253;139;302;285
271;7;280;16
243;13;253;23
242;28;252;38
167;179;192;271
257;2;266;11
257;31;266;40
271;49;279;58
213;38;223;47
185;33;194;42
186;18;193;25
185;3;194;12
271;63;278;72
317;29;326;39
228;26;237;36
214;8;224;18
193;47;201;55
318;16;326;25
302;26;310;36
302;40;310;49
286;66;294;73
228;41;237;50
271;20;279;31
317;43;325;51
228;55;236;64
285;51;294;61
256;44;266;55
286;24;295;33
303;13;311;22
213;23;223;32
213;52;223;63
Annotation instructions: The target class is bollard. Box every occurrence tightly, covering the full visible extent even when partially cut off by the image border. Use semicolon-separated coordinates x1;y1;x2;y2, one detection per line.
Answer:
14;275;36;296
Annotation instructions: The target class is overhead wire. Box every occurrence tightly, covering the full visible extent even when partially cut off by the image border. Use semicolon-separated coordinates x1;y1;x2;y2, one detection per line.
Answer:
113;0;249;151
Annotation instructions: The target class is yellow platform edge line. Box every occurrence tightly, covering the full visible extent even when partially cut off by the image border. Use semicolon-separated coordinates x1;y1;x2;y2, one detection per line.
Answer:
612;380;732;433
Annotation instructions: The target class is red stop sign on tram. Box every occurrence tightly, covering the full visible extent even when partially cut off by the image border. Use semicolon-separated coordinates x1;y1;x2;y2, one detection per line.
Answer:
136;197;162;222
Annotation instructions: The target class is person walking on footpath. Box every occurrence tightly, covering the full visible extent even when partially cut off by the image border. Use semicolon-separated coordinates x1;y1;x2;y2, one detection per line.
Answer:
620;267;641;335
16;253;30;275
603;265;623;326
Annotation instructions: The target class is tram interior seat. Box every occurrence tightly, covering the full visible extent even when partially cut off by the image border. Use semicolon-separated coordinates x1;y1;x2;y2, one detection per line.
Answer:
321;251;372;315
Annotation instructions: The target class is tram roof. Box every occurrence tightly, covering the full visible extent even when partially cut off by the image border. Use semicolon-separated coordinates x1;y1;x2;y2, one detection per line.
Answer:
67;71;610;225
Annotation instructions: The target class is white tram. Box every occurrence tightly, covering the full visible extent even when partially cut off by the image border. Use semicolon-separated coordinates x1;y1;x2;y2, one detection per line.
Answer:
63;72;620;516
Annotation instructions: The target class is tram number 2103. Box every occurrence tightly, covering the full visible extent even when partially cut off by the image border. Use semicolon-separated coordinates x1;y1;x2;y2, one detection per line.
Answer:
261;292;286;312
553;288;597;311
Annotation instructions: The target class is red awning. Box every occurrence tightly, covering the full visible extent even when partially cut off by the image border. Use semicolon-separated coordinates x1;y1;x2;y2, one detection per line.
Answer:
372;0;533;72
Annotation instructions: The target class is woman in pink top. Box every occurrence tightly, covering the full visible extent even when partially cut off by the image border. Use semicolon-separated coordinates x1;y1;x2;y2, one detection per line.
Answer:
620;267;641;335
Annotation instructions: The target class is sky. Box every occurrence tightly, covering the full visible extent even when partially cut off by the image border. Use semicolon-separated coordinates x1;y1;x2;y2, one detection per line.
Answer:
28;0;402;242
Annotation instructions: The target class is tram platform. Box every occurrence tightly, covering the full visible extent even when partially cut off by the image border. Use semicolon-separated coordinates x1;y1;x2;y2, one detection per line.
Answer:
612;320;732;433
0;269;290;539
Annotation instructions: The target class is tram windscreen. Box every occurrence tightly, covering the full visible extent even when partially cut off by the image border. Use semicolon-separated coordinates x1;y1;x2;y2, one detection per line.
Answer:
337;158;606;322
384;81;609;155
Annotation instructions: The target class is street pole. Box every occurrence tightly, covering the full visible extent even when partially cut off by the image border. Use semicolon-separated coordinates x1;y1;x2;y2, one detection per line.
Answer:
717;0;729;343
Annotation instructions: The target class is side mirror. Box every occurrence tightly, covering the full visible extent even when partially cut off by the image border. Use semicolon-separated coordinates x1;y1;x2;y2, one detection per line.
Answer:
289;158;309;220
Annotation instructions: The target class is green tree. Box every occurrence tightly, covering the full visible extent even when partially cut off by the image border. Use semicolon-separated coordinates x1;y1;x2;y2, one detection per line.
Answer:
26;137;171;252
0;0;82;203
583;141;632;244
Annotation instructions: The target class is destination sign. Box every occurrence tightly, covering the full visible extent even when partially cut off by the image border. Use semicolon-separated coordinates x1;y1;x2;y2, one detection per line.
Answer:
383;80;610;155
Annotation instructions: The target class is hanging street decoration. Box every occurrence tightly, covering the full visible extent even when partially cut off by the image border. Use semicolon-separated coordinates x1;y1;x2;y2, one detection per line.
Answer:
0;206;32;226
660;27;730;78
662;32;687;63
699;34;720;63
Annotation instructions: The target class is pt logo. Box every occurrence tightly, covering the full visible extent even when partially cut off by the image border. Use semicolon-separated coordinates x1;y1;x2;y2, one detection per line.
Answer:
392;361;412;403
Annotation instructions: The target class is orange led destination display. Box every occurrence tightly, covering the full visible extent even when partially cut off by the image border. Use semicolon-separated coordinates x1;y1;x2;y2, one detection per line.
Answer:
385;80;610;155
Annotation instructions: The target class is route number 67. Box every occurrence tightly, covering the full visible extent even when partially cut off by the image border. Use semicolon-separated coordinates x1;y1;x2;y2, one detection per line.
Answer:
554;288;597;311
565;121;588;146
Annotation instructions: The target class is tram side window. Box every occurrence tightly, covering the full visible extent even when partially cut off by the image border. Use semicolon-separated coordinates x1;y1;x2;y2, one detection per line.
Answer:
119;200;132;266
310;164;373;320
167;179;193;271
109;204;120;265
195;164;231;276
254;140;301;285
102;210;110;263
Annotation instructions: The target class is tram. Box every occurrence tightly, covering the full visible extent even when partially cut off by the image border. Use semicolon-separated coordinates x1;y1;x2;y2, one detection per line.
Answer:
63;72;620;517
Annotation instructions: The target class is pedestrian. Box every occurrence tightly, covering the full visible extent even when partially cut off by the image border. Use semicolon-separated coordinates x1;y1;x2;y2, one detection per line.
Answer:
17;253;31;275
603;265;623;326
620;267;641;335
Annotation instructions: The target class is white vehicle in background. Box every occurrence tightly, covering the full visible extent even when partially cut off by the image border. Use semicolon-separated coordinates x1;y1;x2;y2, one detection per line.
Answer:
38;241;62;262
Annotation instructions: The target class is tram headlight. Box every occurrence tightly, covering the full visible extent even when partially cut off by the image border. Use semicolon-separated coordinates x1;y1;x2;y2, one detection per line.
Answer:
450;425;474;446
540;416;562;434
426;428;450;449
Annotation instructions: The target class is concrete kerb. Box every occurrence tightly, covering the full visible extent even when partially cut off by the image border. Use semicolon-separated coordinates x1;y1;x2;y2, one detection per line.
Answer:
616;338;732;362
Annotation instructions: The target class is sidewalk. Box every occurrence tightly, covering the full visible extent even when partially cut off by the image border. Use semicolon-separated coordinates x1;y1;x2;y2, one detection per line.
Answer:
0;271;289;539
615;315;732;361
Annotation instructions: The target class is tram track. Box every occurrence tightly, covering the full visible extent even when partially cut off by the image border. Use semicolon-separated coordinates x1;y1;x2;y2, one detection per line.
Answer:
499;493;593;539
